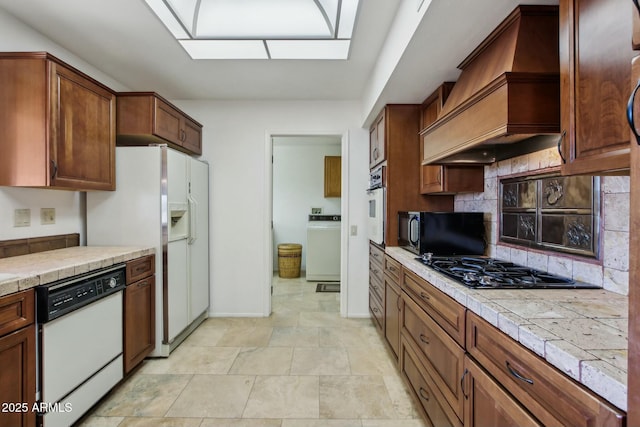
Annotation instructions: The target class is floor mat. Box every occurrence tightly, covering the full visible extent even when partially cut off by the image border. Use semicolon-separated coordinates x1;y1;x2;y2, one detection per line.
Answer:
316;283;340;293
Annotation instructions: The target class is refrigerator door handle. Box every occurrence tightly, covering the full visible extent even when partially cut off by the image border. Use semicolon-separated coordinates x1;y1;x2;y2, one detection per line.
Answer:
188;196;197;244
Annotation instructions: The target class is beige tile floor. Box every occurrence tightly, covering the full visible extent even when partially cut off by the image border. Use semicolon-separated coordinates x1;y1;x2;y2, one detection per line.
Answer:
78;274;427;427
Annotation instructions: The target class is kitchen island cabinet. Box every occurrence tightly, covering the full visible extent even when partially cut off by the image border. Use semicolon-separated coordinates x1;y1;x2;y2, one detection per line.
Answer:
0;52;116;190
0;290;35;427
559;0;635;175
124;254;156;374
116;92;203;156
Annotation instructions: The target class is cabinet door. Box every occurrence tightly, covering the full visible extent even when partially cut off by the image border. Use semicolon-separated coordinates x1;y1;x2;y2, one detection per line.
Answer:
463;356;542;427
154;98;182;145
181;116;202;155
124;276;156;374
50;62;116;190
384;278;401;359
560;0;634;175
369;111;386;168
421;165;444;193
0;325;36;427
324;156;341;197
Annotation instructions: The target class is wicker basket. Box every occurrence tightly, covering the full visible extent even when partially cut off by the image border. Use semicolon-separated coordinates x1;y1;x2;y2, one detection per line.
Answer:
278;243;302;278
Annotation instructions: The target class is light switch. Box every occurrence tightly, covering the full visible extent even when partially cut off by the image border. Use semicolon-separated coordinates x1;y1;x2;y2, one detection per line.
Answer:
14;209;31;227
350;225;357;236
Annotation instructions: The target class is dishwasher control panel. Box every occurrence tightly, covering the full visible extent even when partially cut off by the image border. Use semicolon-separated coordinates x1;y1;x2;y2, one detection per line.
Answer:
36;265;126;322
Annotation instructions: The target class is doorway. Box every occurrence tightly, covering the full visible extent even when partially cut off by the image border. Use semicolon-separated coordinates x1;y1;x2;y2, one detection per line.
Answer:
265;133;349;317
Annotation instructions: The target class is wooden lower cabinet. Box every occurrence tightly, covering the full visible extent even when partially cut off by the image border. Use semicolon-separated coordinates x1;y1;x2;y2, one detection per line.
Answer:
466;311;625;426
463;356;541;427
400;336;462;427
124;255;156;374
384;276;401;360
0;290;35;427
124;276;155;374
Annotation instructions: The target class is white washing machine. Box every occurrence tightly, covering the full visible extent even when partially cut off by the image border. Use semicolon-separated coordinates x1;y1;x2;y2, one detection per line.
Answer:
306;214;341;281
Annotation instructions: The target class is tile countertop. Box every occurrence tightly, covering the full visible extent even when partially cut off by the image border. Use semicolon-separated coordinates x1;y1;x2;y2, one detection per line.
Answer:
0;246;155;297
385;246;628;412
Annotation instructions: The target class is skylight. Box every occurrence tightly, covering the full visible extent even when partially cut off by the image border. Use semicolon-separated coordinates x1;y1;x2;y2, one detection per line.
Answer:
144;0;360;60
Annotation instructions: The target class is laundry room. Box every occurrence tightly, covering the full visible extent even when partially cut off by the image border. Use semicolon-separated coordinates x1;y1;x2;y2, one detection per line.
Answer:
272;135;342;281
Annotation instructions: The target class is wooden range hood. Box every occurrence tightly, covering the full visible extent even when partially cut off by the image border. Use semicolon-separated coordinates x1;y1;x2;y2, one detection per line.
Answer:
421;5;560;164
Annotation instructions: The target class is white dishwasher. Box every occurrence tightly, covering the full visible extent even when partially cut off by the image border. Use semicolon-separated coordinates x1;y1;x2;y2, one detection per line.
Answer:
306;214;341;281
36;265;126;427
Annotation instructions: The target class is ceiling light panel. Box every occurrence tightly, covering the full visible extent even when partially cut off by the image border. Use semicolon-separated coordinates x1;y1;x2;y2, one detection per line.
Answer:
267;39;350;59
179;40;268;59
195;0;331;38
144;0;360;59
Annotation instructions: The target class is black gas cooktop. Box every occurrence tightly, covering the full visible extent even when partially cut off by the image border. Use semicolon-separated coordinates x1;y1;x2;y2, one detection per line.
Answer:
416;254;600;289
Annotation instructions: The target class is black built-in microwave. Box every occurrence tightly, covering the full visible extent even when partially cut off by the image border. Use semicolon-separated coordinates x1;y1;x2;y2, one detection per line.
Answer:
398;211;486;256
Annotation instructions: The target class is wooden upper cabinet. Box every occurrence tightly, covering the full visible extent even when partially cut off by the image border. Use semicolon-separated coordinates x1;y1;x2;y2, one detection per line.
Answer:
116;92;203;156
369;110;386;169
559;0;635;175
0;52;116;190
324;156;341;197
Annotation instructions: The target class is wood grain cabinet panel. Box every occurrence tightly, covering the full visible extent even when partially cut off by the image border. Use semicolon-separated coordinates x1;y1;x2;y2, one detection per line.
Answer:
0;289;36;427
402;294;465;420
0;52;116;190
124;255;156;374
634;0;640;50
400;336;462;427
463;356;542;427
401;269;466;346
116;92;203;156
323;156;341;197
384;255;402;361
369;105;454;246
559;0;635;175
421;165;484;195
466;311;625;427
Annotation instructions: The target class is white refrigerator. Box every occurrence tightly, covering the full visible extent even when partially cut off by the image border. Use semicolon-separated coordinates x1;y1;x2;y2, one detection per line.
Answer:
87;145;209;357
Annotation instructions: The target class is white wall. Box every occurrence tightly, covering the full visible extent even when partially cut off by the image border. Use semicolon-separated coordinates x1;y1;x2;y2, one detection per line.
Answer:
173;100;370;318
273;137;341;271
0;8;130;244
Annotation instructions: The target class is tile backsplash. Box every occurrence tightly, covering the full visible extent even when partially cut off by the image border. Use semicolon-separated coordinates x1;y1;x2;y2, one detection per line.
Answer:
454;147;630;295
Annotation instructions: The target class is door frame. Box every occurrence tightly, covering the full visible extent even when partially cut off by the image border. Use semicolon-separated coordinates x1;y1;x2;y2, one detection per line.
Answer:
263;130;350;317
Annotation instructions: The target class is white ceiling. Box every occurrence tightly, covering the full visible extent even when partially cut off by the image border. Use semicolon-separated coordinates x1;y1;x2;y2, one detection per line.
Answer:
0;0;559;123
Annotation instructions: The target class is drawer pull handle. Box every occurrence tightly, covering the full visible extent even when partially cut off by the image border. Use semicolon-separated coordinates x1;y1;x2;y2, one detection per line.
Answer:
627;77;640;145
419;387;430;401
397;295;402;311
373;269;380;274
419;334;430;345
372;307;379;313
388;266;396;272
419;292;431;301
556;130;567;163
506;361;534;385
460;368;469;399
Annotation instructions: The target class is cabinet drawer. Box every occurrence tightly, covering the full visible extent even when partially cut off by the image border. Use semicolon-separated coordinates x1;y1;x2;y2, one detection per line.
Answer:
370;259;383;285
369;274;383;303
126;255;155;284
402;292;465;419
400;336;462;427
369;292;383;331
402;269;465;346
369;243;384;267
0;289;34;337
384;255;401;283
466;311;625;427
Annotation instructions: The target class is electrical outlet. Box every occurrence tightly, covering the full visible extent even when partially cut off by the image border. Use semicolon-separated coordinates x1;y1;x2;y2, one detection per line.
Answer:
41;208;56;225
14;209;31;227
311;207;322;214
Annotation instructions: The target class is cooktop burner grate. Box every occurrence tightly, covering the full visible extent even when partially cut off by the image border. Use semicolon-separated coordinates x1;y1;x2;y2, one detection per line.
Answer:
416;254;599;289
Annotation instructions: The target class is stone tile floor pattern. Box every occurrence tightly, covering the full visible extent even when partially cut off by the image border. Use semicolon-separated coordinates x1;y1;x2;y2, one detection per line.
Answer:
78;275;427;427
